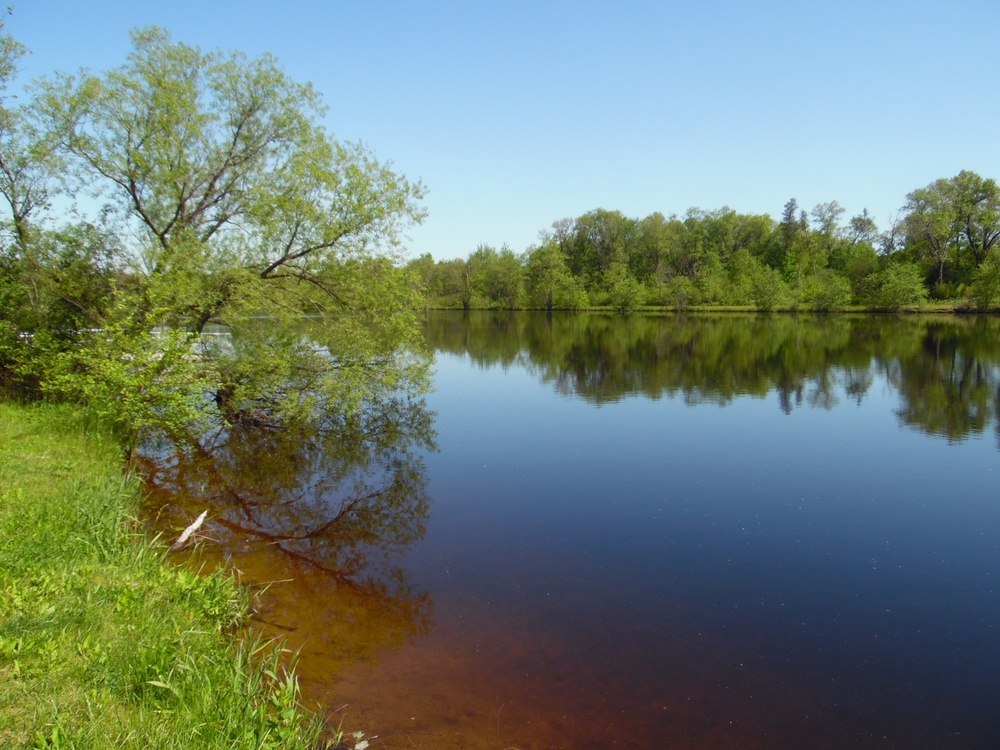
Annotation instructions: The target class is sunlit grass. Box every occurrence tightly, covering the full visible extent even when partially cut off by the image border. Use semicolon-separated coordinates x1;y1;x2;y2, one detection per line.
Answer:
0;401;336;749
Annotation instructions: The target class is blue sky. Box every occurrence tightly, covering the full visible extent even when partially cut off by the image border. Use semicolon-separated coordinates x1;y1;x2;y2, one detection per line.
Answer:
11;1;1000;260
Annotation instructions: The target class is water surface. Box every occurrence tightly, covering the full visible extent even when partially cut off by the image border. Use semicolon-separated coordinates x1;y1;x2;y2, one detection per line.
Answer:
142;313;1000;749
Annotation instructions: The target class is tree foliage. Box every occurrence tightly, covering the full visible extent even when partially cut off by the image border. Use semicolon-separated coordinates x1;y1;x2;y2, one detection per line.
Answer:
415;172;1000;313
971;246;1000;310
865;261;928;311
523;241;587;310
0;28;429;447
902;171;1000;291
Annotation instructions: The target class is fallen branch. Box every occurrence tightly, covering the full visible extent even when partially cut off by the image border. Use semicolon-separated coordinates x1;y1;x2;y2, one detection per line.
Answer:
170;510;208;551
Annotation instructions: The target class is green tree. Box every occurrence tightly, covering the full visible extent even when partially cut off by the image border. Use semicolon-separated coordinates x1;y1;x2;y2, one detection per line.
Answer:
811;201;845;249
845;209;879;248
0;33;55;254
524;241;587;310
799;269;851;312
674;209;711;279
435;257;471;308
727;248;757;305
405;252;436;303
464;243;498;308
633;211;672;283
0;30;79;373
831;239;879;302
662;275;697;310
564;208;637;283
13;28;428;443
694;252;727;304
2;222;117;337
750;262;788;311
777;198;804;271
729;248;788;309
778;198;823;287
605;261;643;313
949;170;1000;268
901;171;1000;292
865;261;928;311
483;244;524;310
903;178;959;288
704;207;773;266
971;246;1000;310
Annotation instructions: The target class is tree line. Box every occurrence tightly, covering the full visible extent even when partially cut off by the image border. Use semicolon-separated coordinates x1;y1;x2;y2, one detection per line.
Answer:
408;172;1000;313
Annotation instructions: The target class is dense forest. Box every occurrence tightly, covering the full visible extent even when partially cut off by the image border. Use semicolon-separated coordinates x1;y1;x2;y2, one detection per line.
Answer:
407;171;1000;313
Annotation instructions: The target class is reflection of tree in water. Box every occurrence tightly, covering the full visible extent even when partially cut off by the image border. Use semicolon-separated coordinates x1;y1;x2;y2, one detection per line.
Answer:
139;395;436;664
889;320;1000;443
424;311;881;408
423;311;1000;444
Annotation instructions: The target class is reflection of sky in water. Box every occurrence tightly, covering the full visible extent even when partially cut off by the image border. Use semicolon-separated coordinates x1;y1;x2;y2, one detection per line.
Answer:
147;315;1000;748
398;345;1000;748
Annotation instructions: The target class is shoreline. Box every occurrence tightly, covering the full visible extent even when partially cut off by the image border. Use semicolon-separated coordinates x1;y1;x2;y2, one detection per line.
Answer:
0;401;335;749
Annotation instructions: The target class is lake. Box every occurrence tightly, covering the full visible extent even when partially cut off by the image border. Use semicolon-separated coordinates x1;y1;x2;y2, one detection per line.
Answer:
141;312;1000;749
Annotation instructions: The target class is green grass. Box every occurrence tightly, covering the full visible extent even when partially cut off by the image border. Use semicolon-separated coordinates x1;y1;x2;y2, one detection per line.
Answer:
0;401;335;749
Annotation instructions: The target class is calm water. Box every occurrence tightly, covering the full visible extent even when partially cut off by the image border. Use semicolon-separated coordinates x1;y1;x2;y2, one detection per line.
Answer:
142;313;1000;749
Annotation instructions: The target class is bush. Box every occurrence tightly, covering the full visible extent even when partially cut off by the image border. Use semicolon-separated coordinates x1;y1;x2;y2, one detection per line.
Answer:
602;262;644;313
552;276;591;310
800;271;852;312
662;276;697;311
608;274;644;313
971;248;1000;310
931;281;960;300
865;262;928;311
751;266;789;311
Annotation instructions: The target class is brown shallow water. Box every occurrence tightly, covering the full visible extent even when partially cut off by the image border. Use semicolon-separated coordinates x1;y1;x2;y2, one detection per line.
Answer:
141;314;1000;748
145;520;933;750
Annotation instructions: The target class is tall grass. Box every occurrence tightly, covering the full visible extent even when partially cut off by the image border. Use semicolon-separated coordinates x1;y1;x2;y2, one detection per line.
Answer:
0;402;335;749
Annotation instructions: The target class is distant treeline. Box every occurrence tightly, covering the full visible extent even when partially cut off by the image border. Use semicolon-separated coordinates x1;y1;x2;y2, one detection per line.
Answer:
407;171;1000;312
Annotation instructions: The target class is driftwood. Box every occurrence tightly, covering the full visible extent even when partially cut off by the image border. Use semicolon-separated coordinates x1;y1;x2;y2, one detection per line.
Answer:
170;510;208;551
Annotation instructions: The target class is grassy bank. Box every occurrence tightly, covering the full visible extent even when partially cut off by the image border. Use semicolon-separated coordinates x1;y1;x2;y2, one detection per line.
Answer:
0;401;333;749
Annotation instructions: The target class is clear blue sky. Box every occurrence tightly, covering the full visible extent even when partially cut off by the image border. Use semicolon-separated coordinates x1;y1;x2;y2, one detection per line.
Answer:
11;1;1000;260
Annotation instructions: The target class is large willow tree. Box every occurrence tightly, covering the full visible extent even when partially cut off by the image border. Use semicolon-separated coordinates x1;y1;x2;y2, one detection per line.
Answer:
2;28;429;444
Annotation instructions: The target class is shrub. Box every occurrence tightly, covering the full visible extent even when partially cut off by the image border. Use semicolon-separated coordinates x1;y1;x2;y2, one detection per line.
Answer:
865;262;928;311
971;248;1000;310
